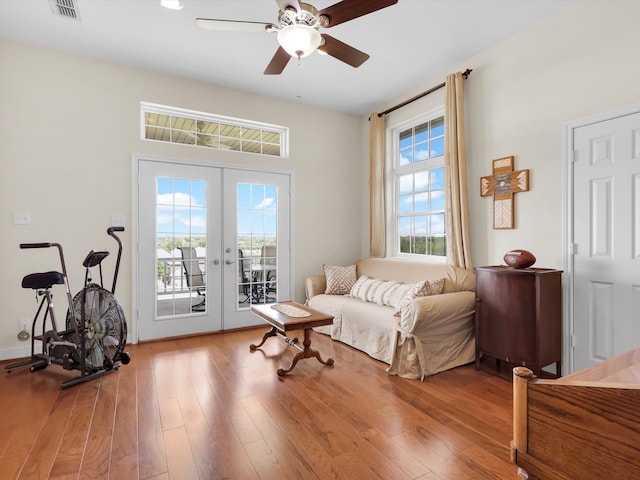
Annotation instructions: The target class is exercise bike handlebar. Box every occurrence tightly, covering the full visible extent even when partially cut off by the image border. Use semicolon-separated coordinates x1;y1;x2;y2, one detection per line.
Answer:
20;242;54;249
107;226;124;294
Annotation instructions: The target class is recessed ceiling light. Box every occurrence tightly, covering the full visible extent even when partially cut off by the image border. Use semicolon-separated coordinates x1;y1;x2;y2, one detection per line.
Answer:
160;0;183;10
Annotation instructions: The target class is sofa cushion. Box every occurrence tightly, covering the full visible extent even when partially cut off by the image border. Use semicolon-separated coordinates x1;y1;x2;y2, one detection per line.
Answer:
393;278;446;316
323;264;357;295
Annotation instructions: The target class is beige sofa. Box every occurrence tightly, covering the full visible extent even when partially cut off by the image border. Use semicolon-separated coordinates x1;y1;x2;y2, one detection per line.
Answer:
305;258;476;380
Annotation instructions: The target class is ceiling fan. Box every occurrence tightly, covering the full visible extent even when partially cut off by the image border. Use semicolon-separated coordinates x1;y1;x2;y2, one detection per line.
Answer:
195;0;398;75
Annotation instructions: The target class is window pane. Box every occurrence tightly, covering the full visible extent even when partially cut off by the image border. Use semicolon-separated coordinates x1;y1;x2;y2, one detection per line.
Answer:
172;116;196;132
431;116;444;138
265;185;277;208
414;192;428;212
197;120;218;135
398;217;412;253
399;194;413;214
431;213;445;235
220;124;241;138
431;167;445;189
251;184;265;209
415;171;429;193
431;235;446;256
172;130;196;145
430;137;444;157
415;123;429;143
191;207;206;234
220;137;241;151
414;143;429;162
197;134;218;148
431;190;445;211
243;127;261;142
398;174;413;195
399;147;412;166
399;129;412;149
237;209;251;236
243;141;261;153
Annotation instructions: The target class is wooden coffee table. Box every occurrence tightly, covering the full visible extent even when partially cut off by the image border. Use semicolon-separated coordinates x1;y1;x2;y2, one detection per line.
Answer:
250;301;334;376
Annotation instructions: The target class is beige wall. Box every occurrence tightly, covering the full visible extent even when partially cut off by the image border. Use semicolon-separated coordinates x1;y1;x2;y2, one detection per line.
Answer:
0;40;363;355
364;0;640;270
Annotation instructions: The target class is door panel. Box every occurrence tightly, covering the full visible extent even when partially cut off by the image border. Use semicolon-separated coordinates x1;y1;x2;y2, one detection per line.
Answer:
222;168;291;330
138;161;222;340
572;111;640;370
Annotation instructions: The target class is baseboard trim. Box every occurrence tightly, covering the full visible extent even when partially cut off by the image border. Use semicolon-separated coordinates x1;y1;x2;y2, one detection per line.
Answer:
0;345;31;361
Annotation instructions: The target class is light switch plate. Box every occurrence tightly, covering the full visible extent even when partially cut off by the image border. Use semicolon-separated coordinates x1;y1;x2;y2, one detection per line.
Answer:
13;212;31;225
111;214;126;227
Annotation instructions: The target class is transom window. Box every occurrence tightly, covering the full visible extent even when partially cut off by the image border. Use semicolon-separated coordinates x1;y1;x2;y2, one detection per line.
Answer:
141;102;288;157
392;113;446;259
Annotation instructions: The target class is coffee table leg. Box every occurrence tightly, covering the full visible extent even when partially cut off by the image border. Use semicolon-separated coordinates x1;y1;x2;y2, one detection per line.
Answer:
277;328;334;376
250;326;278;351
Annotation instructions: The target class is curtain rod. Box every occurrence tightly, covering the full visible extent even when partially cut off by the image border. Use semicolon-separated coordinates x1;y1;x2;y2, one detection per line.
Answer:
375;68;473;118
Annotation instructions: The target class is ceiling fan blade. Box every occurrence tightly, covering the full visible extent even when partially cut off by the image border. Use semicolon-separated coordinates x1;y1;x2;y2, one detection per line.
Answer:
318;34;369;68
276;0;301;12
196;18;273;33
318;0;398;28
264;46;292;75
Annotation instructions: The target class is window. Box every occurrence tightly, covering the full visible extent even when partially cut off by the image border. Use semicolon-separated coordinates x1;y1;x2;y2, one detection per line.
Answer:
141;102;288;157
392;112;445;259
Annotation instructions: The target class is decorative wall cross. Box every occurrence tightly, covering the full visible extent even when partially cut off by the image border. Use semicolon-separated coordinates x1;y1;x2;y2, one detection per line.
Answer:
480;156;529;229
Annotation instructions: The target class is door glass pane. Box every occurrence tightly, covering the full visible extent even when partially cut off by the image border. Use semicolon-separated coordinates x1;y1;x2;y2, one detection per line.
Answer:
237;182;278;307
156;176;207;317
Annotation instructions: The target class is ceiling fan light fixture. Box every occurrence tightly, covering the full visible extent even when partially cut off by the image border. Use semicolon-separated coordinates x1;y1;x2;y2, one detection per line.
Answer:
160;0;183;10
277;24;321;58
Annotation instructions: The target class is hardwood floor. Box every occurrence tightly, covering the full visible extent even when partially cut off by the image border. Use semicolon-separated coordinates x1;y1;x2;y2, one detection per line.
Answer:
0;328;517;479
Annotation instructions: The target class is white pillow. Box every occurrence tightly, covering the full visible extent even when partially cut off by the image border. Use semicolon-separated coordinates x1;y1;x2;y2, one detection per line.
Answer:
371;280;398;305
393;278;446;316
365;279;384;303
387;283;414;309
349;276;372;300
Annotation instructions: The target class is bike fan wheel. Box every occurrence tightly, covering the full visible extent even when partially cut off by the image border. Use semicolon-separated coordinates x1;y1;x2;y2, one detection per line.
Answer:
68;284;127;370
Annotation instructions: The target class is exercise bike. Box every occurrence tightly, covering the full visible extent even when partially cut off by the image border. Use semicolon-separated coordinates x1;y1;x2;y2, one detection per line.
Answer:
5;227;131;388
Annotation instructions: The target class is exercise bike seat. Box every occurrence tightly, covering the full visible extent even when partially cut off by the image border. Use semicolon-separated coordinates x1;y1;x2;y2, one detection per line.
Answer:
22;271;65;290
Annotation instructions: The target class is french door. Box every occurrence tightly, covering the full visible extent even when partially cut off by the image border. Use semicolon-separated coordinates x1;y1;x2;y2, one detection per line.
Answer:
136;158;291;341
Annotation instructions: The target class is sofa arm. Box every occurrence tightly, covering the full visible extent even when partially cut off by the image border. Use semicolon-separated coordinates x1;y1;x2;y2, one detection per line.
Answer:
305;274;326;303
399;291;476;333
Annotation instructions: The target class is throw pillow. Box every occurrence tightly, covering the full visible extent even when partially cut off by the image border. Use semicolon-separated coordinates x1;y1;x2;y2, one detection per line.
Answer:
371;280;398;305
324;264;357;295
365;279;384;303
393;278;446;316
350;277;379;302
386;283;414;308
349;275;371;300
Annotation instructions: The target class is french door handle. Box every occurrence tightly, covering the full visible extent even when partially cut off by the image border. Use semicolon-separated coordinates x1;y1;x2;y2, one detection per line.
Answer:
224;259;235;265
212;259;220;266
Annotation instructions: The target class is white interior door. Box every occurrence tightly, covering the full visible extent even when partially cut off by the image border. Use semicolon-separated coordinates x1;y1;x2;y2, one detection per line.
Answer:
136;158;291;341
571;110;640;371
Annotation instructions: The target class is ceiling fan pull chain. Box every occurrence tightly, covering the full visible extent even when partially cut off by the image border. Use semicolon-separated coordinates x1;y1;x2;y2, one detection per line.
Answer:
296;57;303;100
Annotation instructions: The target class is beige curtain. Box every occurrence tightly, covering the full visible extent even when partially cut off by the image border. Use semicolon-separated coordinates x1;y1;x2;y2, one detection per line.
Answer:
444;72;473;269
369;113;386;258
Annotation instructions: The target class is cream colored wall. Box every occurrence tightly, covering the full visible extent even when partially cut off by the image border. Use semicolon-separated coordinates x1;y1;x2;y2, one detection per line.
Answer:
364;0;640;270
0;40;363;356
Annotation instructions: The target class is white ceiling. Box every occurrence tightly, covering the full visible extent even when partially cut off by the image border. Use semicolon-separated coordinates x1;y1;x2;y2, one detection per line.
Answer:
0;0;569;115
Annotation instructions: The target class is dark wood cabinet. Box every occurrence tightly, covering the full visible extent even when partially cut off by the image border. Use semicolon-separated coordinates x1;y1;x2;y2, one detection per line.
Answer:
474;266;562;378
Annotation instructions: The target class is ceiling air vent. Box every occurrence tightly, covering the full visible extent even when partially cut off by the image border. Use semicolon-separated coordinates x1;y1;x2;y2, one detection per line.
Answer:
49;0;80;20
